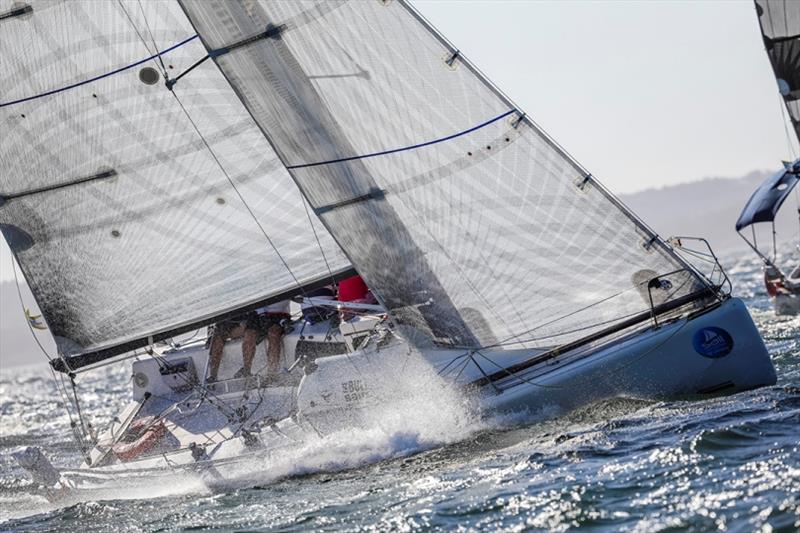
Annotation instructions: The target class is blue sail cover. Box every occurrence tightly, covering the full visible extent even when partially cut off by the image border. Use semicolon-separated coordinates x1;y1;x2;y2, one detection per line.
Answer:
736;161;800;230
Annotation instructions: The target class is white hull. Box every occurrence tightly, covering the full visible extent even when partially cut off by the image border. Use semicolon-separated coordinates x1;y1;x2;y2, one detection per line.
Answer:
763;264;800;315
18;298;775;493
296;297;775;424
480;297;774;413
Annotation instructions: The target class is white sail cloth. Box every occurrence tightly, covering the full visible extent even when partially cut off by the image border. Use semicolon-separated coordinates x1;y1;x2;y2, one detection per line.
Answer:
180;0;707;350
0;0;348;359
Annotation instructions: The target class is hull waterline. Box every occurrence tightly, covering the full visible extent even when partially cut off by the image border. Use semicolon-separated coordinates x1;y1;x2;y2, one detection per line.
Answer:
16;299;775;493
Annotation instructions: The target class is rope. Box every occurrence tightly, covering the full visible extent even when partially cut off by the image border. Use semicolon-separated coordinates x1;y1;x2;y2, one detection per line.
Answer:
167;90;329;314
136;0;168;76
146;350;239;421
116;3;322;314
300;192;338;288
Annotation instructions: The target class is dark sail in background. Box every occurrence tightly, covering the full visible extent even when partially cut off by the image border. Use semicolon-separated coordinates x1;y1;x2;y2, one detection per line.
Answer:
756;0;800;143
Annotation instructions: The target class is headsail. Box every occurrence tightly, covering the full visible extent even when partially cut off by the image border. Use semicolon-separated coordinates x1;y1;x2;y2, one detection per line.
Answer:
180;0;709;350
755;0;800;143
0;0;350;367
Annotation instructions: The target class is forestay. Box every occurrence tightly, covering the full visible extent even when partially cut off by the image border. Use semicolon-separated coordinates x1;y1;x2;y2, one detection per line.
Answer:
180;0;708;350
756;0;800;143
0;0;348;364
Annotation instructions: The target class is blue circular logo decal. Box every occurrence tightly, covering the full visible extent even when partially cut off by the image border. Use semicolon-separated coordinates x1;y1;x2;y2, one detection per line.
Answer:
692;327;734;358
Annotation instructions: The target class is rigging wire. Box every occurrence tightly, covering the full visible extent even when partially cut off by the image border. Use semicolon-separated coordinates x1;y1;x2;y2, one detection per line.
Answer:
10;259;89;456
118;5;330;323
476;266;700;351
145;349;240;420
136;0;168;76
168;89;331;323
300;191;338;288
10;261;54;362
116;0;167;79
484;283;638;350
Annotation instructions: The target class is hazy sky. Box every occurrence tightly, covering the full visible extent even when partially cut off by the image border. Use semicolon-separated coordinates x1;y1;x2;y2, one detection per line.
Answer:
415;0;797;193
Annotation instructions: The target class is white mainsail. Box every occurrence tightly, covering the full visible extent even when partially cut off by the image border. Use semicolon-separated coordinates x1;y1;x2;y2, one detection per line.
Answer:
179;0;709;351
0;0;349;364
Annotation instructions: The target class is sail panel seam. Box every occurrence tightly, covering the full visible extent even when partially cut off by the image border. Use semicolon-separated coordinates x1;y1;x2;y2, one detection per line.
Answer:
285;109;516;170
0;34;199;108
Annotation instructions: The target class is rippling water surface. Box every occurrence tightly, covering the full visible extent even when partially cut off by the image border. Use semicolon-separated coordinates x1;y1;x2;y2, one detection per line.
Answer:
1;249;798;531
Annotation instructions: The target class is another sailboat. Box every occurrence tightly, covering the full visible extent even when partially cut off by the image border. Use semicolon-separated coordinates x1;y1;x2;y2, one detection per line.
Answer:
1;0;776;491
737;0;800;315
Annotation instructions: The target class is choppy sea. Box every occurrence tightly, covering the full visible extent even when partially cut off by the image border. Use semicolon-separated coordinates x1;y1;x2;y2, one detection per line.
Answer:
0;249;798;532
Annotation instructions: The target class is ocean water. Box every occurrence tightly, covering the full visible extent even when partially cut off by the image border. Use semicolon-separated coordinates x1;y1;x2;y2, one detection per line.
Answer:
0;249;798;532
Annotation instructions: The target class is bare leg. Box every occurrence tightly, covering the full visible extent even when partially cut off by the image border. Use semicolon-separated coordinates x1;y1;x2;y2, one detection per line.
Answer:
266;324;283;374
241;328;258;375
207;333;225;381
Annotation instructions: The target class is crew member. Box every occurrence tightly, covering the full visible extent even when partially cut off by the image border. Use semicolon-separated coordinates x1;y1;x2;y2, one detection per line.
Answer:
239;300;292;378
206;315;246;383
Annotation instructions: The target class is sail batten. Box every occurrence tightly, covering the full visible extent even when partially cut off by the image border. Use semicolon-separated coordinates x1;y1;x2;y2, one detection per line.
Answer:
1;0;350;364
181;0;709;350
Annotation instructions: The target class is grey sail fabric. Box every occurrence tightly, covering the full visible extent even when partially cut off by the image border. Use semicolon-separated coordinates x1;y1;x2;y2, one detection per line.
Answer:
0;0;348;362
756;0;800;142
181;0;708;350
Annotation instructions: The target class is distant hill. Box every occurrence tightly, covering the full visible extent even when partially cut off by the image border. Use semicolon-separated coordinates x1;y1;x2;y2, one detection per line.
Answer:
619;169;797;254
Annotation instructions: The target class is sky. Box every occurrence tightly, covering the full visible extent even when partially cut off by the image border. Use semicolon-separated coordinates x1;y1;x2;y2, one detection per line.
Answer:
0;0;796;365
414;0;797;193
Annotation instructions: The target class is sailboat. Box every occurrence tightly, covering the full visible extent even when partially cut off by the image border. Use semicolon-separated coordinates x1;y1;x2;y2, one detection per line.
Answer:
736;0;800;315
2;0;776;491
